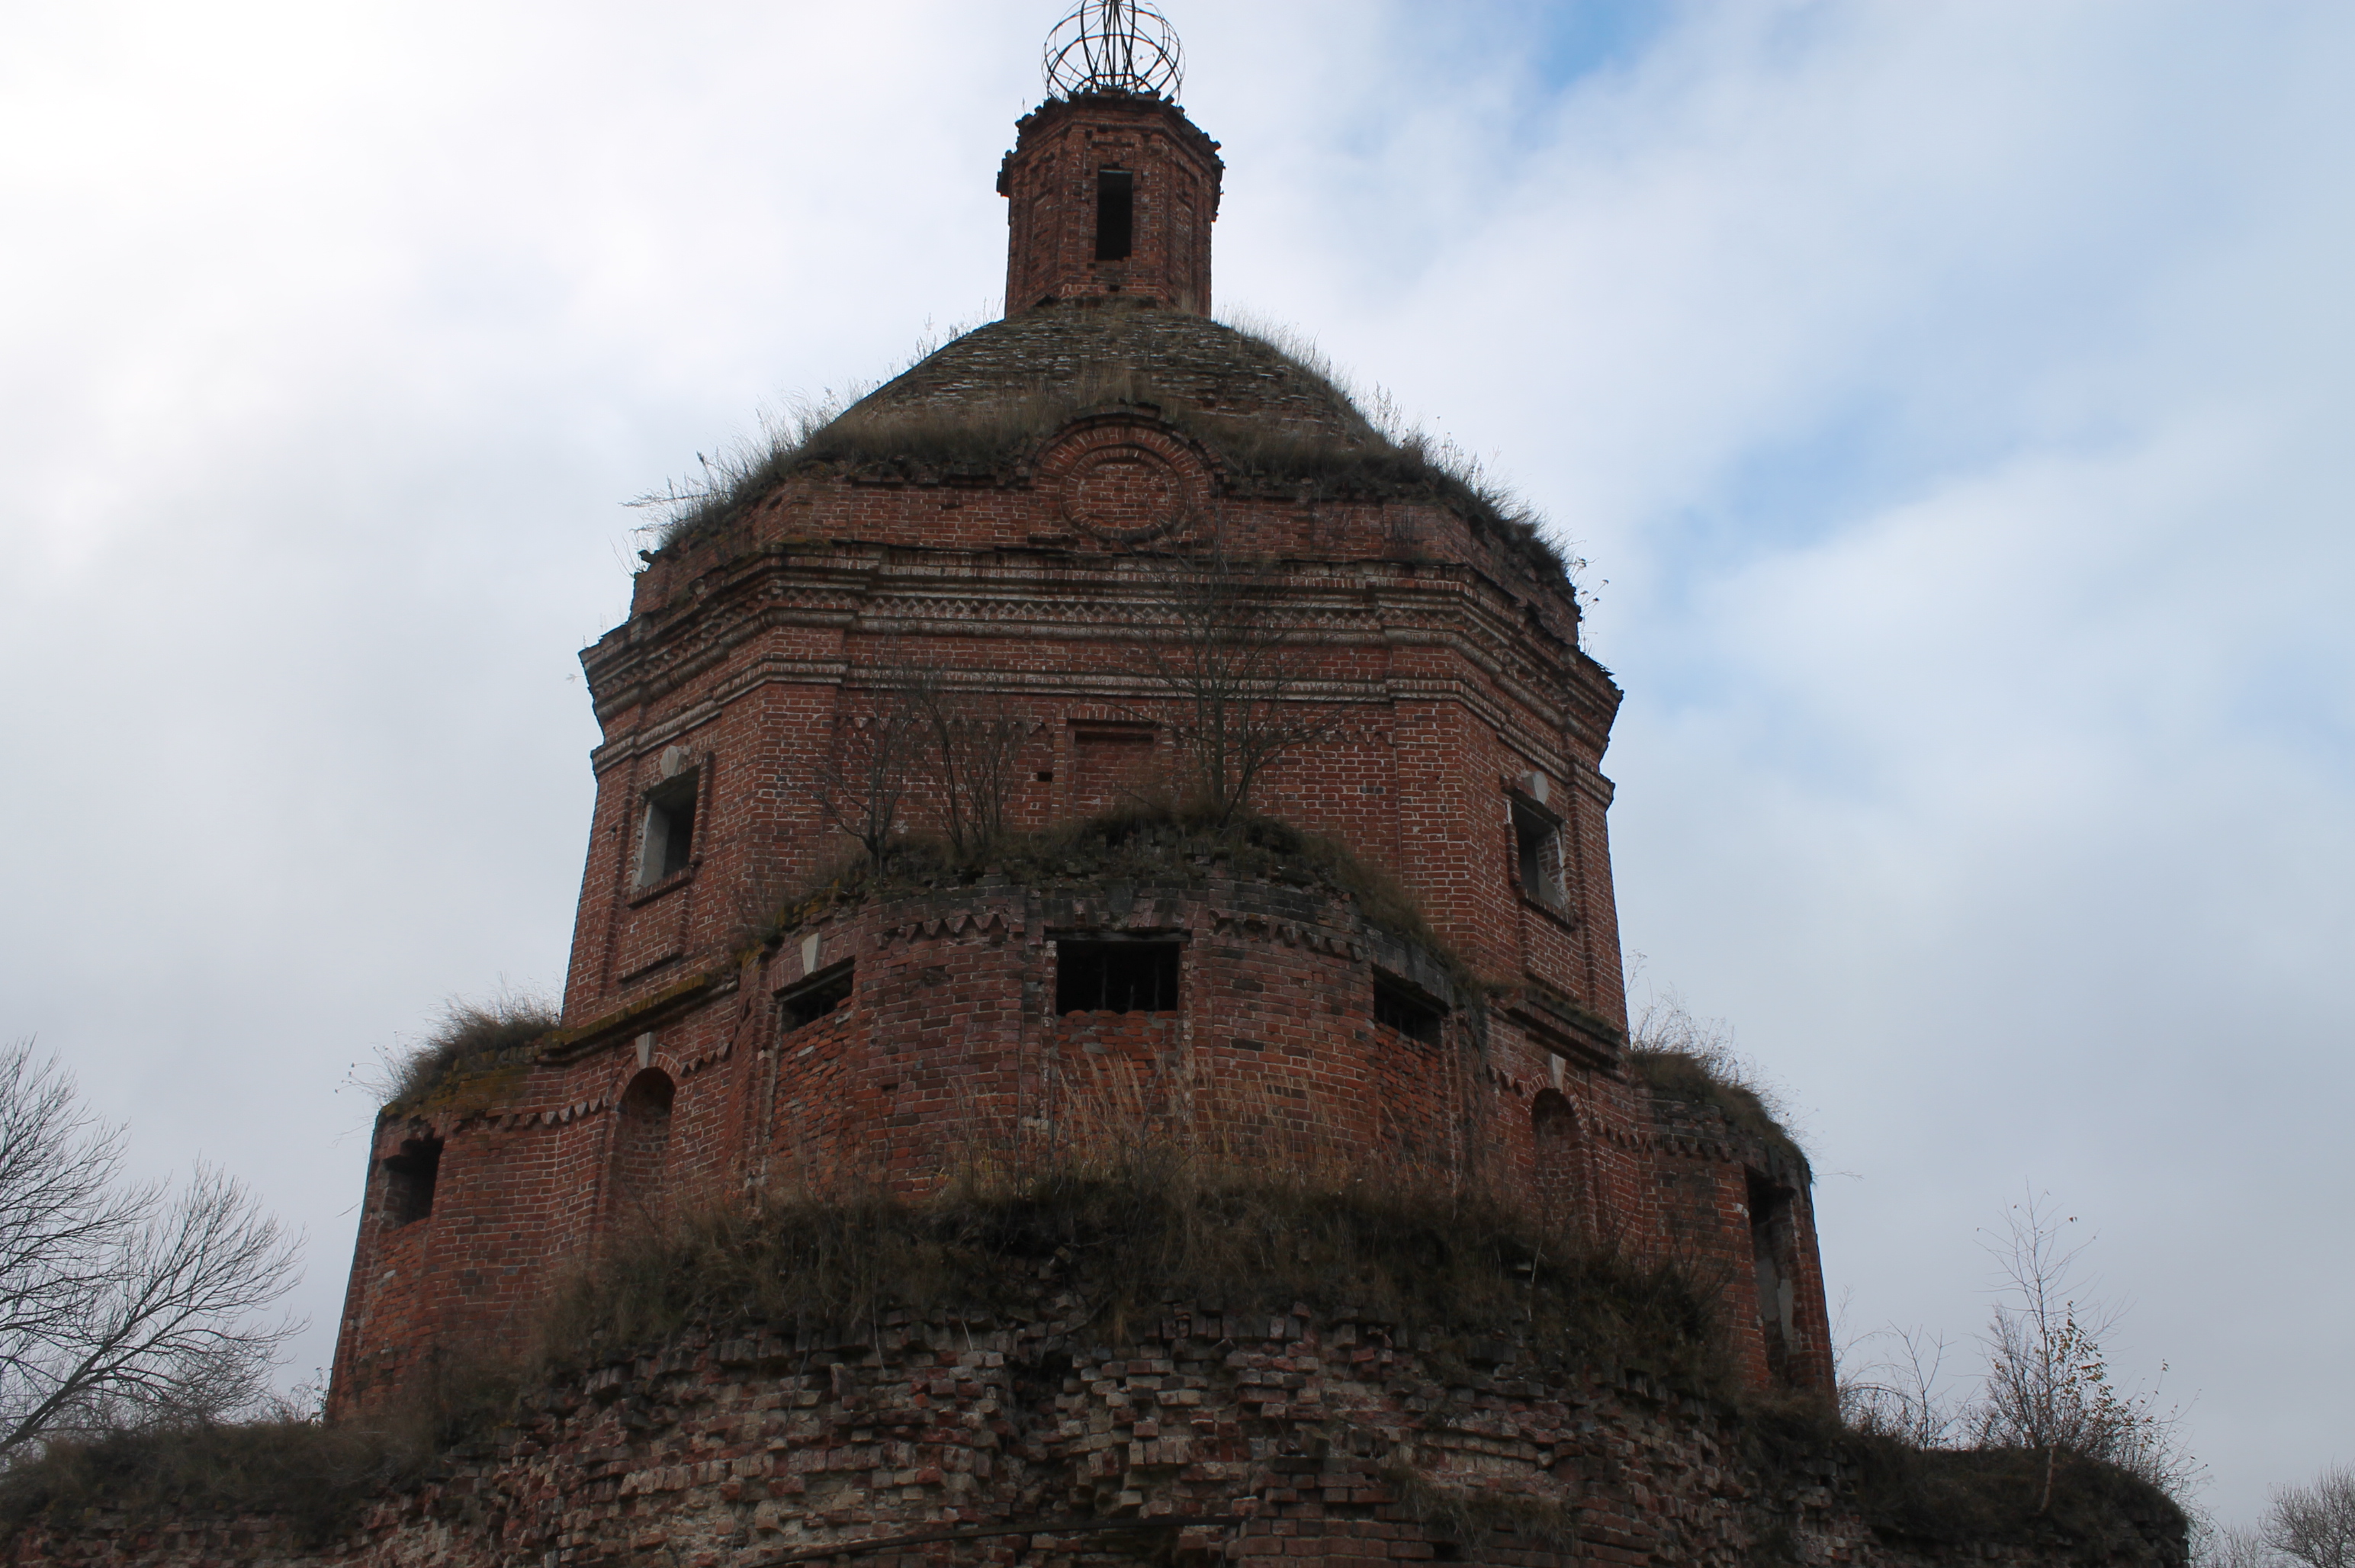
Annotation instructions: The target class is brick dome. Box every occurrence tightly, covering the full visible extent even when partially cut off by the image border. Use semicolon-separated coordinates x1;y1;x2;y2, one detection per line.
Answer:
848;302;1376;445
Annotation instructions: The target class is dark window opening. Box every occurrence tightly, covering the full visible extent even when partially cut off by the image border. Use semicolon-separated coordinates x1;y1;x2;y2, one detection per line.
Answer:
1372;972;1446;1045
637;773;699;886
782;964;854;1031
382;1136;443;1226
1057;940;1180;1014
1513;802;1562;909
1094;169;1134;262
622;1068;675;1120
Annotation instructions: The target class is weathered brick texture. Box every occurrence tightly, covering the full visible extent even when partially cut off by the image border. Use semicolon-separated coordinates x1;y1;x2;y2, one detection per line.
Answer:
326;89;1835;1431
999;94;1222;315
20;1305;2184;1568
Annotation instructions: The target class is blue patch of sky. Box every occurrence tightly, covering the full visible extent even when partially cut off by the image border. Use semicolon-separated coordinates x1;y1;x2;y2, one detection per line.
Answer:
1369;2;1685;144
1640;397;1942;582
1515;0;1685;92
2227;650;2355;773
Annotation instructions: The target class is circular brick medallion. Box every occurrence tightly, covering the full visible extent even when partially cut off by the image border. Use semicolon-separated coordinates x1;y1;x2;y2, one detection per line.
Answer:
1063;445;1184;541
1039;419;1210;546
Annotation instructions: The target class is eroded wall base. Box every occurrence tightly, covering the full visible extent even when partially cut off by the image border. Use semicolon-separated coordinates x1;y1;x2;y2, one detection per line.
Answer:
12;1305;2181;1568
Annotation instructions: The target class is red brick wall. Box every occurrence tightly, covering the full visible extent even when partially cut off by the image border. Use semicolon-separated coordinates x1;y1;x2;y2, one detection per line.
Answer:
998;95;1222;315
330;873;1831;1412
326;95;1836;1418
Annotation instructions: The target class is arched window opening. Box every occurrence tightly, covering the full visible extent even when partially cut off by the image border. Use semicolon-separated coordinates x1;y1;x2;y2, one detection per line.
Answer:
611;1069;676;1223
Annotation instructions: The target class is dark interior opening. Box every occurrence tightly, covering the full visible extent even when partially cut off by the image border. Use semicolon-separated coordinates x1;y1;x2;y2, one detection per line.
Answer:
639;773;698;885
1094;169;1134;262
1749;1173;1797;1383
1513;803;1560;908
622;1068;675;1119
782;964;854;1031
1057;939;1180;1014
383;1136;443;1226
1372;972;1446;1045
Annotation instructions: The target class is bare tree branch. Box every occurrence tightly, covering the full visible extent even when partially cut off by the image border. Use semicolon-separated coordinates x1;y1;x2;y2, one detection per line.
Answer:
911;682;1032;859
1839;1322;1959;1447
2269;1464;2355;1568
811;665;928;865
1965;1189;2197;1505
1130;517;1336;827
0;1041;303;1457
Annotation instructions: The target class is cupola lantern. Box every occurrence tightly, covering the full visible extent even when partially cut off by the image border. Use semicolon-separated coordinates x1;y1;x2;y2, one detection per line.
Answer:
998;2;1222;316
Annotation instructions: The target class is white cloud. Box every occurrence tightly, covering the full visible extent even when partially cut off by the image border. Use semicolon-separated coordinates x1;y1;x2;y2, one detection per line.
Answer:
2;0;2347;1527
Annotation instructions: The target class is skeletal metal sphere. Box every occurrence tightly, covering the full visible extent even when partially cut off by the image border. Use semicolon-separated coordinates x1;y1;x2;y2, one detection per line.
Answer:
1043;0;1184;100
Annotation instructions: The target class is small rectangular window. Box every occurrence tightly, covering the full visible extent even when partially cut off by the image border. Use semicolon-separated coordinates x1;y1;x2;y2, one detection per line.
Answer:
1512;802;1563;909
1057;940;1180;1014
636;773;699;887
1095;169;1134;262
782;964;853;1031
383;1136;442;1226
1372;972;1446;1046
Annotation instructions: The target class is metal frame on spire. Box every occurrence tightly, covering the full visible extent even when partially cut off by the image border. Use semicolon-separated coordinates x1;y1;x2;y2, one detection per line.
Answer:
1043;0;1184;101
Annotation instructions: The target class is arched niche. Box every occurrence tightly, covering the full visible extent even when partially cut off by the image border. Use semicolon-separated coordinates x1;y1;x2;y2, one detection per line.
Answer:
609;1068;676;1225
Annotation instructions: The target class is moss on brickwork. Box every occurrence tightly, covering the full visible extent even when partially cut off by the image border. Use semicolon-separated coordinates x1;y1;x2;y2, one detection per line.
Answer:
3;1225;2184;1566
537;1166;1735;1399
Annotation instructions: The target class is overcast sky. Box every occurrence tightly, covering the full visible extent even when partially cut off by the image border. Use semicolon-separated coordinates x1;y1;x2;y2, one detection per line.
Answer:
4;0;2348;1532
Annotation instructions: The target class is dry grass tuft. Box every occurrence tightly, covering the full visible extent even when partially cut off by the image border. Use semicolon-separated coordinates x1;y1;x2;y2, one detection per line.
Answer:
370;992;561;1113
1747;1402;2188;1557
0;1354;517;1545
1627;992;1809;1175
635;323;1579;590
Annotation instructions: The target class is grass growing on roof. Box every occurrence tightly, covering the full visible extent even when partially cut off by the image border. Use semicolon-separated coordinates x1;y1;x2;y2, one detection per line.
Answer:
365;992;560;1113
632;314;1580;588
1627;991;1810;1175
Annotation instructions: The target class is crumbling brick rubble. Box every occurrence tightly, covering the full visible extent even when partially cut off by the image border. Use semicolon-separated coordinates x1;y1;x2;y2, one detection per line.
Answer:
11;1303;2183;1568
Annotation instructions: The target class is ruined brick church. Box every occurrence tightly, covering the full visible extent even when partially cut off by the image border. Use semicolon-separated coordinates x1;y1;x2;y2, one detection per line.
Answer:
329;2;1832;1423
